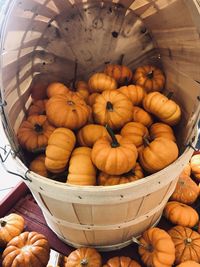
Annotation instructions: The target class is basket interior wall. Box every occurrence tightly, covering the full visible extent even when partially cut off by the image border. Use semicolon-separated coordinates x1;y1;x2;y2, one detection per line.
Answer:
0;0;200;155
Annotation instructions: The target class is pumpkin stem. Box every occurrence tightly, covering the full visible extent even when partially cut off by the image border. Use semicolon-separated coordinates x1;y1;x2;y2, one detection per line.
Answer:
167;91;174;99
146;70;154;79
0;220;6;227
34;123;43;133
80;259;88;266
132;237;153;251
143;137;150;147
72;60;78;91
118;54;124;65
106;101;113;111
105;124;120;148
185;238;192;245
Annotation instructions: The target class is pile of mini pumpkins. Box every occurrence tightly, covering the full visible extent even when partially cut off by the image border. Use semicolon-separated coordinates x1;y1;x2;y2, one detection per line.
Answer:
17;64;182;185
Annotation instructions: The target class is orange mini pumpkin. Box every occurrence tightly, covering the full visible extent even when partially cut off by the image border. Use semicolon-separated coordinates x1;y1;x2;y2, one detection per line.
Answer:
168;225;200;264
17;115;55;152
190;154;200;181
91;125;138;175
88;73;117;93
104;64;133;85
46;91;90;130
98;162;144;186
164;201;199;228
77;124;108;147
143;92;181;126
0;213;25;247
27;99;47;116
139;137;179;173
150;122;176;142
29;155;48;177
65;247;102;267
75;80;90;101
121;122;149;152
67;147;97;186
176;261;200;267
2;231;50;267
170;173;199;205
45;128;76;173
93;90;133;129
103;256;141;267
87;93;100;106
133;65;165;93
138;227;175;267
118;84;146;106
132;106;153;127
46;82;69;98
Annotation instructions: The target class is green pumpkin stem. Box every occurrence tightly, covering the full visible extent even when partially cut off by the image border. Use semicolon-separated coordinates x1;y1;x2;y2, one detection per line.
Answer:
0;220;7;227
80;259;88;266
146;70;154;79
105;124;120;148
106;101;113;111
34;124;43;133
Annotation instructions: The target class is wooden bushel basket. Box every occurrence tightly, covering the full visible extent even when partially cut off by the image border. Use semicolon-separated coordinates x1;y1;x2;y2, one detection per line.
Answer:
0;0;200;250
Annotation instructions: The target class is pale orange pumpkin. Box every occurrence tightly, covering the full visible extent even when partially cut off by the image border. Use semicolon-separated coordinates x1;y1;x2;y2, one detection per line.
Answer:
77;124;108;147
150;122;176;142
132;106;153;128
46;82;70;98
139;137;179;173
176;261;200;267
98;162;144;186
46;91;90;130
164;201;199;228
93;90;133;130
104;64;133;85
118;85;146;106
121;122;149;152
91;125;138;175
133;65;165;93
168;226;200;264
143;92;181;126
190;154;200;181
67;147;97;186
88;73;117;93
45;128;76;173
138;227;175;267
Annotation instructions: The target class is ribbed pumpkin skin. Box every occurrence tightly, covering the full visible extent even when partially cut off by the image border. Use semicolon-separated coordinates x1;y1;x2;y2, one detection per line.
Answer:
168;226;200;264
98;162;144;186
29;155;48;177
103;256;141;267
46;91;90;130
139;137;179;173
176;261;200;267
87;93;100;106
91;134;138;175
170;174;199;205
121;122;149;152
17;115;55;152
77;124;108;147
46;82;69;98
45;128;76;173
93;90;133;130
88;73;117;93
0;214;25;247
118;85;146;106
66;247;102;267
75;80;90;101
164;201;199;227
104;64;133;85
67;147;97;186
138;227;175;267
150;122;176;142
190;154;200;181
27;99;47;116
2;231;50;267
133;65;165;93
143;92;181;126
132;106;153;127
